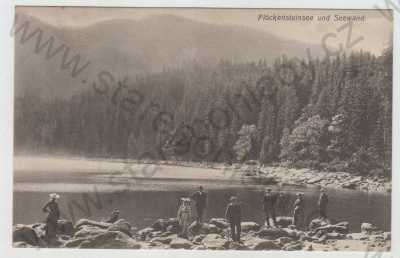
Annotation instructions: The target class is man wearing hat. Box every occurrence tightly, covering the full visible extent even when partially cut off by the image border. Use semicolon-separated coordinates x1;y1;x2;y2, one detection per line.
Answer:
225;196;242;242
191;186;207;224
263;188;278;227
292;192;304;229
318;188;328;219
42;193;61;244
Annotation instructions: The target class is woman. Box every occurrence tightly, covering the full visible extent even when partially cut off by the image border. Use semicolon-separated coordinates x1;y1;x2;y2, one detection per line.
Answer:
42;193;60;244
177;197;192;238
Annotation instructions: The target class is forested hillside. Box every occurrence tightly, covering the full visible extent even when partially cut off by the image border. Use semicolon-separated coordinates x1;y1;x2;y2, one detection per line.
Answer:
14;48;392;177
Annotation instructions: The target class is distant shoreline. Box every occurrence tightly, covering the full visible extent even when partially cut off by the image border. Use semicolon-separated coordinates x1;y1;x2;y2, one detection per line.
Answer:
13;156;391;194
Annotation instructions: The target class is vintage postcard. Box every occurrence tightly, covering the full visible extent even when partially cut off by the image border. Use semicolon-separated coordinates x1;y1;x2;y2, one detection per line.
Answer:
11;5;393;254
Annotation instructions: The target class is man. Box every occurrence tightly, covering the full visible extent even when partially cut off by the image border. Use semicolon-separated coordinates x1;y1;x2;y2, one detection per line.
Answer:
42;193;61;245
225;196;242;242
292;192;304;229
263;188;278;227
191;186;207;223
105;208;120;223
318;188;328;219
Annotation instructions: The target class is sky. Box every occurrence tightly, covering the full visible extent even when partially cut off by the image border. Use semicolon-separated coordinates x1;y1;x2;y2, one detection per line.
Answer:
17;7;393;55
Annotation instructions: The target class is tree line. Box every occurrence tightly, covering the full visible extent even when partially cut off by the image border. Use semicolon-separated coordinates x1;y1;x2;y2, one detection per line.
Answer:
15;48;392;177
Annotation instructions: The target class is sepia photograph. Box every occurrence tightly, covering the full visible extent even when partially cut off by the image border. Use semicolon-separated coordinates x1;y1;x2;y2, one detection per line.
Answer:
11;6;393;252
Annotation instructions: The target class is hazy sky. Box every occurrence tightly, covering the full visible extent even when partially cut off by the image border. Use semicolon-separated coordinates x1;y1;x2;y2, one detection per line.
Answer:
18;7;393;55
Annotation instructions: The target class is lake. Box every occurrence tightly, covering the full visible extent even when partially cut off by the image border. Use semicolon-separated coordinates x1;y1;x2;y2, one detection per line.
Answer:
13;177;391;232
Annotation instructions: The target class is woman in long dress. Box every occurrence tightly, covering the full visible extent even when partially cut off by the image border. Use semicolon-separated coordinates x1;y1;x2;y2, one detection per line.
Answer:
177;198;192;238
42;193;60;245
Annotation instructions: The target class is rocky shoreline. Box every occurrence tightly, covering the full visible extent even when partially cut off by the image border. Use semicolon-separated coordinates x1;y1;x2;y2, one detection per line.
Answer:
13;216;390;251
137;159;391;193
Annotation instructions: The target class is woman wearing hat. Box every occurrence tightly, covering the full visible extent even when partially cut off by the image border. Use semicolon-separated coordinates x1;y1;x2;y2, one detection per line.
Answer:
42;193;61;244
177;198;192;238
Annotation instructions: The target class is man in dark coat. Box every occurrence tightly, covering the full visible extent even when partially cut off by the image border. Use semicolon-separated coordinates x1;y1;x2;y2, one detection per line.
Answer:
292;192;304;229
42;193;61;244
318;188;328;219
263;188;278;227
225;196;242;242
191;186;207;223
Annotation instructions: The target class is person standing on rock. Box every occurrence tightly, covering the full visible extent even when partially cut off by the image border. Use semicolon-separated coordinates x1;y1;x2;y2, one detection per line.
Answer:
177;198;192;238
263;188;277;227
292;192;304;229
105;208;120;223
225;196;242;242
318;188;328;219
42;193;60;244
191;186;207;224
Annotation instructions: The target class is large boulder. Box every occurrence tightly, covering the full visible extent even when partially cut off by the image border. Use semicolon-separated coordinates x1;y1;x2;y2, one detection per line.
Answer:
73;225;107;239
169;237;192;249
13;241;34;248
57;219;74;236
255;227;290;239
275;216;293;228
77;231;141;249
152;218;179;232
201;234;228;250
283;241;303;251
13;224;41;247
75;219;111;230
244;235;280;250
241;222;260;232
209;218;229;229
189;222;220;235
137;227;154;240
107;219;132;236
313;221;349;235
309;218;330;231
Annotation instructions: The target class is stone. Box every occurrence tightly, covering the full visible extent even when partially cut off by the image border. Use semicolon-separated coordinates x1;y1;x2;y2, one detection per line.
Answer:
325;232;345;240
78;231;141;249
13;224;41;247
169;237;192;249
383;232;391;241
253;239;280;250
276;237;293;245
75;219;111;230
79;231;141;249
73;225;107;239
283;242;303;251
244;236;280;250
13;241;34;248
107;219;132;236
149;236;172;245
209;218;229;229
137;227;154;239
241;221;260;232
201;234;228;250
275;216;293;228
57;219;74;236
309;218;330;231
256;227;290;239
152;218;179;232
62;238;88;248
361;223;379;234
314;223;349;235
228;241;250;250
192;234;206;244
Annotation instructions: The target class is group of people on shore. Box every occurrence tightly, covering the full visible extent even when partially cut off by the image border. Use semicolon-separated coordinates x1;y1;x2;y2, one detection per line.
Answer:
41;186;329;244
177;186;329;242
